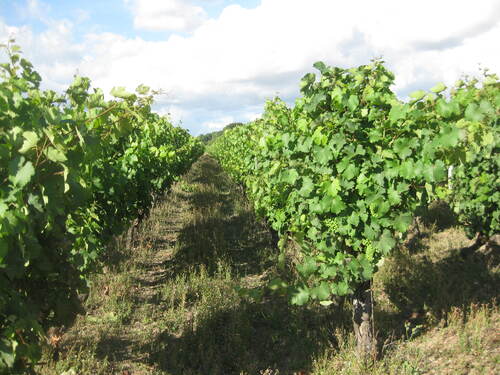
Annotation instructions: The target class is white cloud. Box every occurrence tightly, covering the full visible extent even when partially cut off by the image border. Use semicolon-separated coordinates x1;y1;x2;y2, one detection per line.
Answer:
24;0;51;22
203;115;235;130
0;16;87;90
243;111;261;122
74;9;90;24
125;0;207;32
1;0;499;135
155;103;187;124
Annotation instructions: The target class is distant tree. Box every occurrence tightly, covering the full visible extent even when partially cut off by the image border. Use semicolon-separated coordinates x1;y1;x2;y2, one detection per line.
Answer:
198;122;245;145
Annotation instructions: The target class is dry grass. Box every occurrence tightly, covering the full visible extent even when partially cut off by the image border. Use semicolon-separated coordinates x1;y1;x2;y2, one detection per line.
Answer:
311;303;499;375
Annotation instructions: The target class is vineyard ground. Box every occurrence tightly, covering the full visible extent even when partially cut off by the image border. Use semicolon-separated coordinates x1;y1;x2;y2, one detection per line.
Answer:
38;155;499;375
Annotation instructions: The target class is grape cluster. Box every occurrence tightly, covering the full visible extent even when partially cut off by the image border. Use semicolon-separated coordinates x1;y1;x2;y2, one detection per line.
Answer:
325;218;340;232
361;238;375;260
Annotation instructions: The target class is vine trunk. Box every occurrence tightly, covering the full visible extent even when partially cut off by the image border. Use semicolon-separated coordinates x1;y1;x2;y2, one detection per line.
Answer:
352;280;377;360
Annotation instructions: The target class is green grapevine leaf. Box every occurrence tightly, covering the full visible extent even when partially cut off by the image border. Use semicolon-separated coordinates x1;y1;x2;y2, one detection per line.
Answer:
437;124;461;147
313;61;328;74
135;84;150;95
110;86;136;100
389;104;408;123
376;231;396;255
394;213;412;233
430;82;446;93
311;282;331;300
297;257;318;277
343;164;358;181
409;90;426;101
299;177;314;197
464;103;484;122
19;131;39;153
436;99;459;118
330;196;346;214
313;147;332;165
348;94;359;111
46;147;67;162
12;160;35;187
291;287;310;305
333;281;349;296
280;169;299;185
325;178;341;197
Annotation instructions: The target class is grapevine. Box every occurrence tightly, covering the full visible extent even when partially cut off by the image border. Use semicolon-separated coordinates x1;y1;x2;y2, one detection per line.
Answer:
210;59;498;356
0;41;203;370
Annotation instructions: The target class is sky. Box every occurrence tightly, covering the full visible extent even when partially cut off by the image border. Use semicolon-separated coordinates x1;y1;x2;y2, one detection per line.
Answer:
0;0;499;135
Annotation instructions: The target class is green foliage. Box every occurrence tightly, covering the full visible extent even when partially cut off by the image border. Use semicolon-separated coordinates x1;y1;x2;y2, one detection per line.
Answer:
210;60;499;306
0;41;203;371
446;78;499;238
206;122;260;183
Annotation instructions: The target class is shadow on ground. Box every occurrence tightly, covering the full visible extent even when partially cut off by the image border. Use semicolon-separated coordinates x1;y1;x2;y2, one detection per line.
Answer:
148;300;343;375
383;243;499;317
141;154;346;374
171;154;276;276
375;211;499;343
